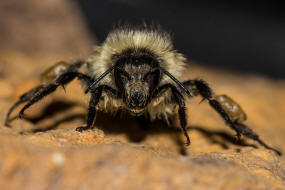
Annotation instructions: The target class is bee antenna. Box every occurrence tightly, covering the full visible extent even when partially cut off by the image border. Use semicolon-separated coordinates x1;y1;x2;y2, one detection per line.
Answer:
85;65;116;93
159;66;191;95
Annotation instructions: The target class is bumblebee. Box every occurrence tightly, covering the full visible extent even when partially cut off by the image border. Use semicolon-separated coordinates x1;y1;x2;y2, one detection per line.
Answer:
4;25;281;155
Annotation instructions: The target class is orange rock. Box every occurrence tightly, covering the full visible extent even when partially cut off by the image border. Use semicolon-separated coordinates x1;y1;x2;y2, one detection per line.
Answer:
0;1;285;189
1;61;285;190
0;80;13;98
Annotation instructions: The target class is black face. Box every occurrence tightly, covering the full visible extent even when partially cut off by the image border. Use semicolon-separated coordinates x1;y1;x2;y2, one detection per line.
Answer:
113;49;161;116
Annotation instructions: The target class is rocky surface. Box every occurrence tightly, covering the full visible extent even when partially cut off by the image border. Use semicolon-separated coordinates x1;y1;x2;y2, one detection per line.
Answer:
0;0;94;57
1;1;285;189
0;53;285;190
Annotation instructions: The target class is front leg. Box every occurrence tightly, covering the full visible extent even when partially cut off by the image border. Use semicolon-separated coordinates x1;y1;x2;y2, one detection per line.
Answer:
76;85;121;132
172;87;190;145
183;79;281;155
154;84;191;145
76;86;103;132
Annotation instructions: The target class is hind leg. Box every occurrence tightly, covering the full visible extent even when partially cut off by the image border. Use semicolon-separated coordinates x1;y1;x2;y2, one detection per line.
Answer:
183;79;281;155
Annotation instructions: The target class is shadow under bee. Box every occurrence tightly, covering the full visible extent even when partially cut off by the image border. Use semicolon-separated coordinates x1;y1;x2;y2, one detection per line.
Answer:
17;100;258;155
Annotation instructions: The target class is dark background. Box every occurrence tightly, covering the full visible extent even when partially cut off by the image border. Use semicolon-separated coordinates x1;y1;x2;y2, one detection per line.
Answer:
76;0;285;78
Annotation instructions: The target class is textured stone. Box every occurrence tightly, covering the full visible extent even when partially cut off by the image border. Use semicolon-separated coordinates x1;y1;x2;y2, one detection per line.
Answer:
0;55;285;189
0;0;94;57
1;1;285;189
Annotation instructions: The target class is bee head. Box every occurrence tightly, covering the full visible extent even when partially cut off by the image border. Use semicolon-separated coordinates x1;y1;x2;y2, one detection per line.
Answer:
114;49;161;116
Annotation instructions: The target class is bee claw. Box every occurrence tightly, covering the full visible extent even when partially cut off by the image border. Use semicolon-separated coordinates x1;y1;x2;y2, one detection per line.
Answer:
235;133;241;142
61;85;66;93
199;98;206;104
76;126;90;132
18;112;24;119
4;121;11;127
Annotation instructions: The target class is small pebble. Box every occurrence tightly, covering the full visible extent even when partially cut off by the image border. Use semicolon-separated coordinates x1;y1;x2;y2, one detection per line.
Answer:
52;152;65;166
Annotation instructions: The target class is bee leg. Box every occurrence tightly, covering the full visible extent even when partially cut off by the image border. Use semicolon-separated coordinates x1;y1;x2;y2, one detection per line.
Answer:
18;84;57;119
154;84;190;145
76;85;121;132
4;85;46;126
171;87;190;146
76;86;102;132
17;72;92;120
209;100;282;155
183;79;282;155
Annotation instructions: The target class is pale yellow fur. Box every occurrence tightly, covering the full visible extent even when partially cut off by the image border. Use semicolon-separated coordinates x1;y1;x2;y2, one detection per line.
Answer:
87;26;187;123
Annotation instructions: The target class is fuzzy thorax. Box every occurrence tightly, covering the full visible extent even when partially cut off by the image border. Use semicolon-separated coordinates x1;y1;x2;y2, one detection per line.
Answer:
88;26;187;87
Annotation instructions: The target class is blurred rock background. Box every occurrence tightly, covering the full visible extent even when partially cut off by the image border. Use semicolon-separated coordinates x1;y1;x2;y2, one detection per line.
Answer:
0;0;94;57
0;1;285;190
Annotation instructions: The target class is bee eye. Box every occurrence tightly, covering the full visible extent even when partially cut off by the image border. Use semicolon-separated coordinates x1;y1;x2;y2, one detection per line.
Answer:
116;68;131;80
143;69;160;84
120;74;130;83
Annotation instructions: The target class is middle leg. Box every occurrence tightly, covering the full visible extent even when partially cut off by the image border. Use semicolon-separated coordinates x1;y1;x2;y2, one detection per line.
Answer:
18;71;92;119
